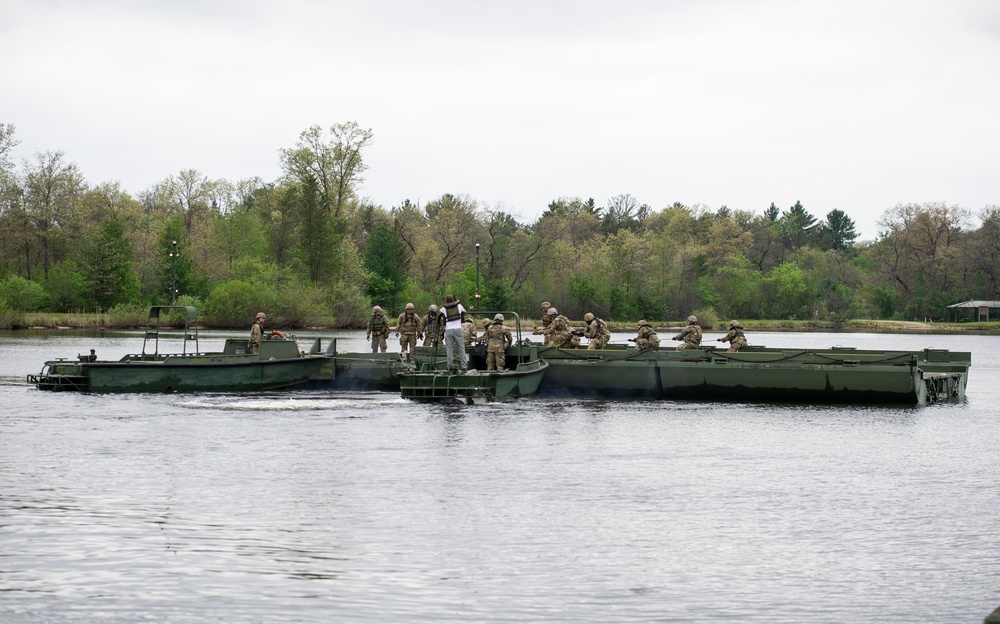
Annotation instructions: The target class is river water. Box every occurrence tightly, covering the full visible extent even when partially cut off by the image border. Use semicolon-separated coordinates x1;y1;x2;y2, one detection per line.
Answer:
1;329;998;623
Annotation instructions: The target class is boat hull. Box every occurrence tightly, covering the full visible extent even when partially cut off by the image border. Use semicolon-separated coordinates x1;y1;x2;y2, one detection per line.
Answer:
29;338;331;393
399;359;549;403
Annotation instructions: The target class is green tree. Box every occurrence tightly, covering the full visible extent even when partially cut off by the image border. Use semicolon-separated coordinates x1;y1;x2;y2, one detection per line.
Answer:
364;222;409;310
819;209;858;250
82;219;142;309
279;122;374;218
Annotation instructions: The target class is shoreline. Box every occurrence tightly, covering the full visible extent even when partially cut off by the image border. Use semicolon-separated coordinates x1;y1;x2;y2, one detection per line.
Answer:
4;317;998;335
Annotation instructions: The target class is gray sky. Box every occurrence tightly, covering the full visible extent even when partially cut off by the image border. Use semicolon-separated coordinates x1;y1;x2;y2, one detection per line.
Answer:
4;0;999;240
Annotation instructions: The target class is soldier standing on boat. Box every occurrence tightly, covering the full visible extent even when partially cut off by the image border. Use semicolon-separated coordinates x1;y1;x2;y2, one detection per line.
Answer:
441;295;468;371
395;302;422;363
366;306;390;353
532;301;555;344
717;320;748;352
485;313;513;371
672;315;702;350
633;319;660;350
249;312;266;355
583;312;611;350
422;304;443;347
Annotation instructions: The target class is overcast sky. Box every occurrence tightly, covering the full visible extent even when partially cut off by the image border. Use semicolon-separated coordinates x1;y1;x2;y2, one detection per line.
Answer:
4;0;999;240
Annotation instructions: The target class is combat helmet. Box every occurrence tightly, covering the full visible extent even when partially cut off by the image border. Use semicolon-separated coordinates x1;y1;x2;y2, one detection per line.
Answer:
637;319;649;327
584;312;594;322
687;315;697;324
429;304;438;313
373;305;382;314
405;302;414;310
494;313;505;321
729;319;740;328
547;307;558;315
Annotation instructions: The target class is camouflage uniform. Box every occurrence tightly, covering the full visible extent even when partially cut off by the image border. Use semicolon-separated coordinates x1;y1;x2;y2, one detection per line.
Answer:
634;320;660;350
672;316;702;350
462;319;478;346
249;312;265;355
366;307;390;353
718;321;748;352
532;301;555;345
396;304;423;363
485;316;513;371
423;306;444;347
583;313;611;350
545;313;576;348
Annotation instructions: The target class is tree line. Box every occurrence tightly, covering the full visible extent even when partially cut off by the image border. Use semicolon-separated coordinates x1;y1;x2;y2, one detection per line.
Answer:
1;121;997;328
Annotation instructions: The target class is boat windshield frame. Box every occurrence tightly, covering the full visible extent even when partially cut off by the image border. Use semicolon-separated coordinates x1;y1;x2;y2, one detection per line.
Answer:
467;310;523;344
142;306;200;356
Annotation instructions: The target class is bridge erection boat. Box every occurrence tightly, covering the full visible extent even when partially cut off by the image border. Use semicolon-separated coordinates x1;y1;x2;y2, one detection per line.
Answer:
27;306;331;393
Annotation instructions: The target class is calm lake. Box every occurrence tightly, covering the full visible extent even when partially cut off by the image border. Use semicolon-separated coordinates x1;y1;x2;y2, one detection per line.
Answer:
2;329;998;623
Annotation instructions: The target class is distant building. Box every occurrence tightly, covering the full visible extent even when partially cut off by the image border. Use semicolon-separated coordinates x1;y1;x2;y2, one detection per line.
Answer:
946;300;1000;322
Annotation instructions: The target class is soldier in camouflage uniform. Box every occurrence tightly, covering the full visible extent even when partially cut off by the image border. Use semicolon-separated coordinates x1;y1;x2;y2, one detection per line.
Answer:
485;313;513;371
365;305;390;353
249;312;266;355
422;304;444;347
544;308;577;348
717;319;748;352
583;312;611;350
462;318;478;346
395;302;423;363
672;315;702;350
633;319;660;350
532;300;555;345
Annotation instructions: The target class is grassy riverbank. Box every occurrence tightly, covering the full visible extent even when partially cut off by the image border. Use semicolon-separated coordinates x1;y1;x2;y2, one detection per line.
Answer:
4;310;998;334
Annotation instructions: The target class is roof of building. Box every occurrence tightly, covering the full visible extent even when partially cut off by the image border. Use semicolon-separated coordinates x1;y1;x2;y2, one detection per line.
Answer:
946;300;1000;308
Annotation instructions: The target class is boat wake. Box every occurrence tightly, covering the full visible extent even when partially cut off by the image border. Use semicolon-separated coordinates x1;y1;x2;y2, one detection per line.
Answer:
178;392;407;412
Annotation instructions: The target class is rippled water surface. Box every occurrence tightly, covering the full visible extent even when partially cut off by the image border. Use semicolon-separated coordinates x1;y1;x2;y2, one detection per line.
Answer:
2;330;999;623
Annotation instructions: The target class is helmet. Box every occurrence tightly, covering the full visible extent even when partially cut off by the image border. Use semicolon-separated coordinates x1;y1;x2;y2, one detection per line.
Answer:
494;313;504;321
373;305;382;314
405;302;414;310
729;319;740;328
637;319;648;327
584;313;594;322
429;304;438;313
547;307;557;315
256;312;266;320
687;315;697;324
541;301;551;309
481;318;490;327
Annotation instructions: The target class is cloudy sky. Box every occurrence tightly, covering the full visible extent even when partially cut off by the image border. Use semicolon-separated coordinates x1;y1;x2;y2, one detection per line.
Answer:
4;0;999;240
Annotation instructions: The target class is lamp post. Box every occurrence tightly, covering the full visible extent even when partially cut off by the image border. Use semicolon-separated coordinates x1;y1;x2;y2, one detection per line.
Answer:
474;243;480;310
169;240;178;304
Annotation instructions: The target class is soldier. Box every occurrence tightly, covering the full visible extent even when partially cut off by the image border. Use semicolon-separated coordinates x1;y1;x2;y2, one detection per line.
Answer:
395;302;423;363
462;317;478;346
717;319;748;352
672;315;702;350
583;312;611;350
532;300;555;344
479;318;491;343
422;304;444;347
249;312;266;355
365;305;390;353
543;307;576;348
485;313;513;371
632;319;660;350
